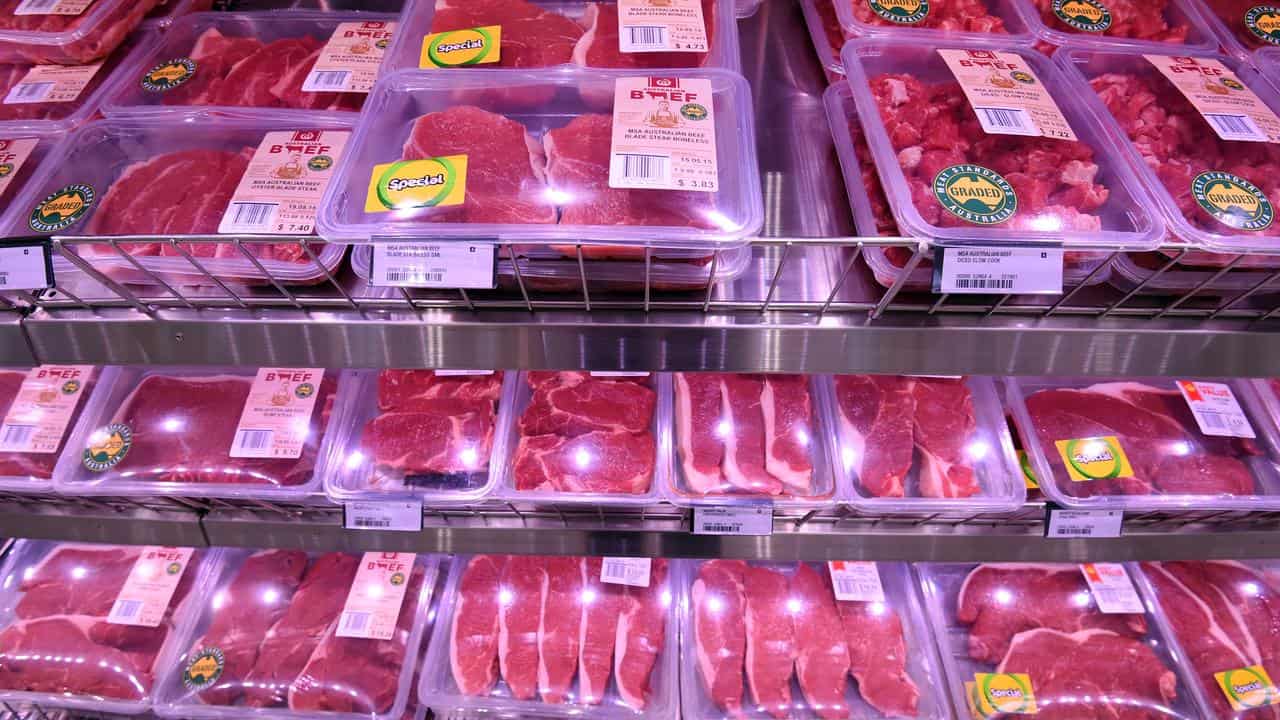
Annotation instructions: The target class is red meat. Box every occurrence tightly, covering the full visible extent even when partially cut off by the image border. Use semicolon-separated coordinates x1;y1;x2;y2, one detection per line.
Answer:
0;0;159;64
573;0;717;69
1199;0;1278;50
1031;0;1190;41
851;0;1008;32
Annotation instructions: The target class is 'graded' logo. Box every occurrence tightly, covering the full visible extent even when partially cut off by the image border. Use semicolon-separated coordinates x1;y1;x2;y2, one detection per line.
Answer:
1245;5;1280;45
29;184;94;233
141;58;196;92
82;423;132;473
182;648;225;690
932;164;1016;225
1052;0;1113;32
1192;171;1274;231
867;0;930;23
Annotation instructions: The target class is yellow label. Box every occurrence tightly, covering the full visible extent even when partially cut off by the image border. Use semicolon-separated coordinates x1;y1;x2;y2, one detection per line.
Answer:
364;156;468;212
419;25;502;68
1216;665;1280;711
1017;450;1039;489
1054;435;1134;482
970;673;1038;717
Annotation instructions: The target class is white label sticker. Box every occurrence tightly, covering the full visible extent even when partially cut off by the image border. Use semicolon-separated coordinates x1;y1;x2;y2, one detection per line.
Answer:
2;64;102;105
218;130;350;236
0;365;93;454
0;242;51;291
828;561;886;603
0;138;37;201
371;243;496;289
13;0;90;15
229;368;324;459
692;505;773;535
937;49;1078;141
1046;508;1123;538
609;76;718;192
106;547;194;627
590;371;651;378
302;21;396;94
601;557;651;587
1145;55;1280;144
337;552;415;641
434;370;494;376
344;501;423;532
616;0;709;53
1080;563;1144;614
935;247;1064;294
1177;380;1257;439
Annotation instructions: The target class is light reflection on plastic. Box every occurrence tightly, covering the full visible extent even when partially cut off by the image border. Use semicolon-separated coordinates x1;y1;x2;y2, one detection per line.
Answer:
1170;441;1192;456
498;588;514;606
707;595;724;613
868;602;886;616
161;417;183;432
545;188;574;205
661;590;672;608
994;588;1013;605
703;209;738;232
1244;581;1261;596
262;589;280;605
714;420;732;438
966;440;989;461
581;588;597;605
841;447;857;472
367;583;384;600
460;446;478;468
1029;215;1063;232
785;598;802;614
344;451;365;471
70;566;87;580
211;590;227;610
574;448;592;469
1073;591;1091;607
795;429;810;447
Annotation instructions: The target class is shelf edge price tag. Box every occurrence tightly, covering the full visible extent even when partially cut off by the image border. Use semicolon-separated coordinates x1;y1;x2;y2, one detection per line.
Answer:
692;505;772;536
1045;504;1123;538
933;246;1064;295
0;239;54;292
370;241;496;289
344;500;423;532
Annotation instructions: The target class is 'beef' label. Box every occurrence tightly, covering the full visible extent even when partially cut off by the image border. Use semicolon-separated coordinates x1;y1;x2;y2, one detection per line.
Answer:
1146;55;1280;143
1054;435;1134;482
302;21;395;94
0;365;93;455
0;138;38;201
937;49;1078;141
365;155;469;212
337;552;415;641
218;130;350;236
229;368;324;460
967;674;1038;718
1216;665;1280;711
1079;562;1143;614
12;0;91;15
616;0;709;53
2;63;102;105
419;25;502;68
106;547;194;628
609;76;717;192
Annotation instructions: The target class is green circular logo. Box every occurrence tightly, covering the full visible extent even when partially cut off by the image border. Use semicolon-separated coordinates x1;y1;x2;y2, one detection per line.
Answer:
1222;667;1276;708
166;561;183;575
141;58;196;92
933;164;1017;225
1052;0;1113;31
390;571;406;586
1223;77;1246;91
868;0;930;23
1192;171;1274;231
29;183;94;233
1010;70;1036;85
308;155;333;172
1064;437;1125;480
681;103;709;121
375;158;459;210
978;674;1036;715
1246;5;1280;44
182;648;224;690
82;422;132;473
376;37;390;50
427;27;495;67
294;382;316;399
60;379;81;395
0;162;12;178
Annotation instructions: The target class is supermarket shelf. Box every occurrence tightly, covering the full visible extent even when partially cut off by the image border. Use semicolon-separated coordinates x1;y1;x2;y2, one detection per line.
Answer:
0;317;34;365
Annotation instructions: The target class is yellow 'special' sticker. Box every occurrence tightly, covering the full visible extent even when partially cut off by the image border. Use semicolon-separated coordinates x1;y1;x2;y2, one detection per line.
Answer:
1216;665;1280;711
419;25;502;68
968;674;1038;718
1017;450;1039;489
364;156;468;212
1054;435;1134;483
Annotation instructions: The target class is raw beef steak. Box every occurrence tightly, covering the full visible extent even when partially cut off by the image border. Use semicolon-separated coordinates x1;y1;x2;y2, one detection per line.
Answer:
790;563;851;720
1031;0;1188;40
615;558;668;711
675;373;726;493
519;373;655;436
499;556;543;701
573;0;717;69
0;0;160;63
742;566;795;719
578;557;624;704
450;554;505;696
852;0;1007;31
538;557;583;704
0;369;92;480
837;577;920;717
911;377;978;498
693;560;748;715
378;370;502;411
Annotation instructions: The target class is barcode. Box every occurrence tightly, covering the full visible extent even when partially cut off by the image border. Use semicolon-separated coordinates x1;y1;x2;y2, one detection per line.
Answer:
954;277;1014;290
108;599;143;622
621;154;669;181
234;429;273;451
0;272;8;287
5;82;53;104
303;70;351;92
352;518;390;528
835;579;870;596
0;424;35;451
339;611;370;633
14;0;61;13
976;106;1037;135
227;202;277;230
1056;527;1093;536
702;523;740;533
384;269;445;284
624;25;668;49
1205;113;1266;142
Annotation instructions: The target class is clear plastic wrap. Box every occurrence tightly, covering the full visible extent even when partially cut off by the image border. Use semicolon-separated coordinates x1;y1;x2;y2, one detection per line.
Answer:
680;560;948;719
0;132;52;230
1193;0;1280;58
317;68;762;251
53;365;354;501
0;540;213;715
0;365;109;494
1018;0;1219;51
1006;375;1280;511
325;369;513;504
0;0;160;65
800;0;848;81
840;38;1164;250
666;373;841;508
918;562;1202;720
1109;250;1280;296
419;554;680;718
497;372;669;506
835;0;1036;42
154;550;436;720
825;375;1026;514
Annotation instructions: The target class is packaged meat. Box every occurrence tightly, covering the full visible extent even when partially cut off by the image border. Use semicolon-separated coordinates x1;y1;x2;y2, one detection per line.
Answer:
1006;376;1280;511
1060;48;1280;257
1109;250;1280;296
203;0;405;10
0;365;107;493
668;373;839;507
1135;560;1280;720
155;550;436;720
737;0;765;17
318;68;762;252
918;562;1201;720
104;12;397;119
800;0;848;82
1019;0;1218;51
4;114;350;286
1193;0;1280;58
840;39;1163;250
499;371;667;505
0;0;160;65
834;0;1035;42
419;554;679;717
681;560;948;719
53;365;352;501
325;369;513;504
0;132;52;229
0;540;212;714
826;375;1025;514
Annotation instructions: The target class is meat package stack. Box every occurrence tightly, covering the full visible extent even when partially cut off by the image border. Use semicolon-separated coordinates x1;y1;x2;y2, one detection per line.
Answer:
419;554;677;717
0;365;103;493
827;375;1026;513
919;563;1203;719
53;365;349;500
0;0;158;65
670;373;838;505
1193;0;1280;58
1008;377;1280;511
153;549;435;719
322;0;763;296
683;560;947;719
327;369;511;503
0;540;211;714
504;372;663;502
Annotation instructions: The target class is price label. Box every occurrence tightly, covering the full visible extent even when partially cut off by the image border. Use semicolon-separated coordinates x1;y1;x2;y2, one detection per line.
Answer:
434;370;493;377
590;371;650;378
337;552;415;640
1079;563;1144;614
0;240;54;291
692;505;773;535
1177;380;1256;439
828;561;885;603
1045;506;1123;538
371;243;496;289
106;547;194;627
934;247;1064;294
343;501;423;532
600;557;651;587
